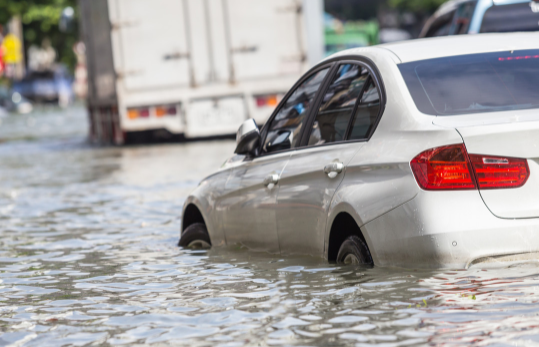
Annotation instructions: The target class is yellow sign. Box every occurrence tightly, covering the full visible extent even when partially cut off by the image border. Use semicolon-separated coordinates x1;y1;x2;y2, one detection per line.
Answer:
2;33;22;64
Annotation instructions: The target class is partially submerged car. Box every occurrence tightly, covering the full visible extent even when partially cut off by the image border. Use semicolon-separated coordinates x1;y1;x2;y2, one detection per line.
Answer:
180;33;539;269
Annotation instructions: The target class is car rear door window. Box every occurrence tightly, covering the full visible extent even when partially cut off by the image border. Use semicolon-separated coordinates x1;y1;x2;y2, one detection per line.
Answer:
348;77;381;140
263;67;330;153
480;2;539;33
307;64;369;146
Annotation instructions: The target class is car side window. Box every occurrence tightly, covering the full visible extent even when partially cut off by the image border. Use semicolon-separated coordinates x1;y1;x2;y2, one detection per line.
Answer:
425;10;457;37
308;64;369;146
450;2;476;35
262;68;330;153
348;77;381;141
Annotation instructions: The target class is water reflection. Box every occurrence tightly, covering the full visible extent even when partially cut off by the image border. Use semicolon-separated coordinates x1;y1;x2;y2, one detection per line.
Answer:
2;106;539;346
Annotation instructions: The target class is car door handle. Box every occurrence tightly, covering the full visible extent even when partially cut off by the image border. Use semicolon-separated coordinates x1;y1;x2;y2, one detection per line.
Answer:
324;162;345;178
263;174;280;187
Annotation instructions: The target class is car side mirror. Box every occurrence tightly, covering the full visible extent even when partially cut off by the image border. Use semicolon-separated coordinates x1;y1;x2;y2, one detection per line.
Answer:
235;119;260;156
265;130;292;153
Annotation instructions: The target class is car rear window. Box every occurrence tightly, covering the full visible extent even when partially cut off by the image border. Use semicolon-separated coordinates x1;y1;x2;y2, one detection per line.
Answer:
398;49;539;116
480;2;539;33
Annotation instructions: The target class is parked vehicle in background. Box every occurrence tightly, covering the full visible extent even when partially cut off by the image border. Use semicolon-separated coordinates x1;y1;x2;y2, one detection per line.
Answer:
79;0;325;145
12;65;74;108
180;32;539;269
0;87;32;114
420;0;539;38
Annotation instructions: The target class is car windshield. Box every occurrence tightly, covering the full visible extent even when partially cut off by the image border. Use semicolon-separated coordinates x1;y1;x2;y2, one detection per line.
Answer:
398;49;539;116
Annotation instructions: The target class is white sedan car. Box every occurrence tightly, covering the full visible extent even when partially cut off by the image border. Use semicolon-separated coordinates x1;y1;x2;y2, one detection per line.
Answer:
180;33;539;269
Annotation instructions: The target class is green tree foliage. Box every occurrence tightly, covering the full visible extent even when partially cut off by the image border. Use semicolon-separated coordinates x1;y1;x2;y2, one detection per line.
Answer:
388;0;447;13
0;0;79;71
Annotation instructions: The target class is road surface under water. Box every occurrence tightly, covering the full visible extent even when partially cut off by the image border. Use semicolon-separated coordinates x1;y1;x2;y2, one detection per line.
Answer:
2;106;539;346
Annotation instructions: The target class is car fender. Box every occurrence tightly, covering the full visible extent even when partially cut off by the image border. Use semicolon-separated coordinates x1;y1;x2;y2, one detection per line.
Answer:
181;176;228;247
324;201;367;257
325;161;420;261
181;192;212;234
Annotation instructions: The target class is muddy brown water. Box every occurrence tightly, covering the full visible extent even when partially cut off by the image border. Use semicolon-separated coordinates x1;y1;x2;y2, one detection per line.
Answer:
1;106;539;346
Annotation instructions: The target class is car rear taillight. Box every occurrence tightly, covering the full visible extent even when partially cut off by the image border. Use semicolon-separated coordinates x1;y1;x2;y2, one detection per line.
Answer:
255;94;280;108
127;107;149;119
468;154;529;189
128;105;177;119
411;144;476;190
411;144;530;190
155;105;177;117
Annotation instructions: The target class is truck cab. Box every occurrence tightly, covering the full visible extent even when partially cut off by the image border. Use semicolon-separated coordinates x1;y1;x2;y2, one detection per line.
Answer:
419;0;539;38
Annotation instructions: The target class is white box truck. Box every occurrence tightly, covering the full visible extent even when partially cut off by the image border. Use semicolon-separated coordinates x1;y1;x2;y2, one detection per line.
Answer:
79;0;324;144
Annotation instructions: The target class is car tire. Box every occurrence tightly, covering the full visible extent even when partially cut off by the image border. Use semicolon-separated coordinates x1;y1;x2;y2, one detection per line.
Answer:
336;235;373;266
179;223;211;249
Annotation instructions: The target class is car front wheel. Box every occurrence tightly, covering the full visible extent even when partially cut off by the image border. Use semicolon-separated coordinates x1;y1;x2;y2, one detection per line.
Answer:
336;235;373;266
179;223;211;249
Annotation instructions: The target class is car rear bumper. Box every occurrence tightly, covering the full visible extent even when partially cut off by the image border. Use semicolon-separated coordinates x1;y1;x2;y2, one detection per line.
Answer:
362;189;539;269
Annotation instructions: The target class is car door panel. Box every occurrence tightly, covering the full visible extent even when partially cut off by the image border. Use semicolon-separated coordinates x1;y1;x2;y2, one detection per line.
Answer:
275;60;386;258
220;66;332;253
276;143;364;256
220;152;291;253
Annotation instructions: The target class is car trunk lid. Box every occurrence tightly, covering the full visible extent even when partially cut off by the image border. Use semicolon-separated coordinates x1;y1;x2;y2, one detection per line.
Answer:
434;110;539;219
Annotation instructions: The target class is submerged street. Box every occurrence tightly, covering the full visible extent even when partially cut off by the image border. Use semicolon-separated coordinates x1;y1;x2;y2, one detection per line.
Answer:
3;106;539;346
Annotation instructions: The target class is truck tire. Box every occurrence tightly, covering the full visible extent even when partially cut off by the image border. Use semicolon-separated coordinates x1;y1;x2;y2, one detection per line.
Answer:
336;235;373;266
179;223;211;249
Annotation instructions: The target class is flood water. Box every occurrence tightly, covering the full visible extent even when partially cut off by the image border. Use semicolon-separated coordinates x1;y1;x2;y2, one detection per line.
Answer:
2;106;539;346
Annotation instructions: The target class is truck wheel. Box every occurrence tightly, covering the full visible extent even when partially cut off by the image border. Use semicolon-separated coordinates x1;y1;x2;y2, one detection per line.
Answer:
179;223;211;249
337;235;373;266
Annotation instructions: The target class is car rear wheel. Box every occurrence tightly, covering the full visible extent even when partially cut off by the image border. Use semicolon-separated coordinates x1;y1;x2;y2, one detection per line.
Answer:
336;235;373;266
179;223;211;249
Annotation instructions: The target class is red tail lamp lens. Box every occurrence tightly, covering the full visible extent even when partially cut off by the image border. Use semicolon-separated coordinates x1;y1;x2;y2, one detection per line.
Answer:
468;154;529;189
139;108;150;118
411;144;530;190
411;144;476;190
256;96;266;107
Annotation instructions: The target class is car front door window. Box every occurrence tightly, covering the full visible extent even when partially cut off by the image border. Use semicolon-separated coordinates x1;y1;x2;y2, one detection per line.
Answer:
263;68;330;153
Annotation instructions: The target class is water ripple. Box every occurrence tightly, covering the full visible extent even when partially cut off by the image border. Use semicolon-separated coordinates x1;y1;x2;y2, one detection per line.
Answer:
2;107;539;345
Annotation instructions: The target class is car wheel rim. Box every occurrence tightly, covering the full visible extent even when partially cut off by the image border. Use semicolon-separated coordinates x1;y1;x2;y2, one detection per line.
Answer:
187;240;211;249
343;253;360;265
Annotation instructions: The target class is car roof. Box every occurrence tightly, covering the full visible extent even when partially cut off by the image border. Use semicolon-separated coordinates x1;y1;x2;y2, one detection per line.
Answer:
491;0;531;5
349;32;539;63
435;0;528;13
438;0;528;9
